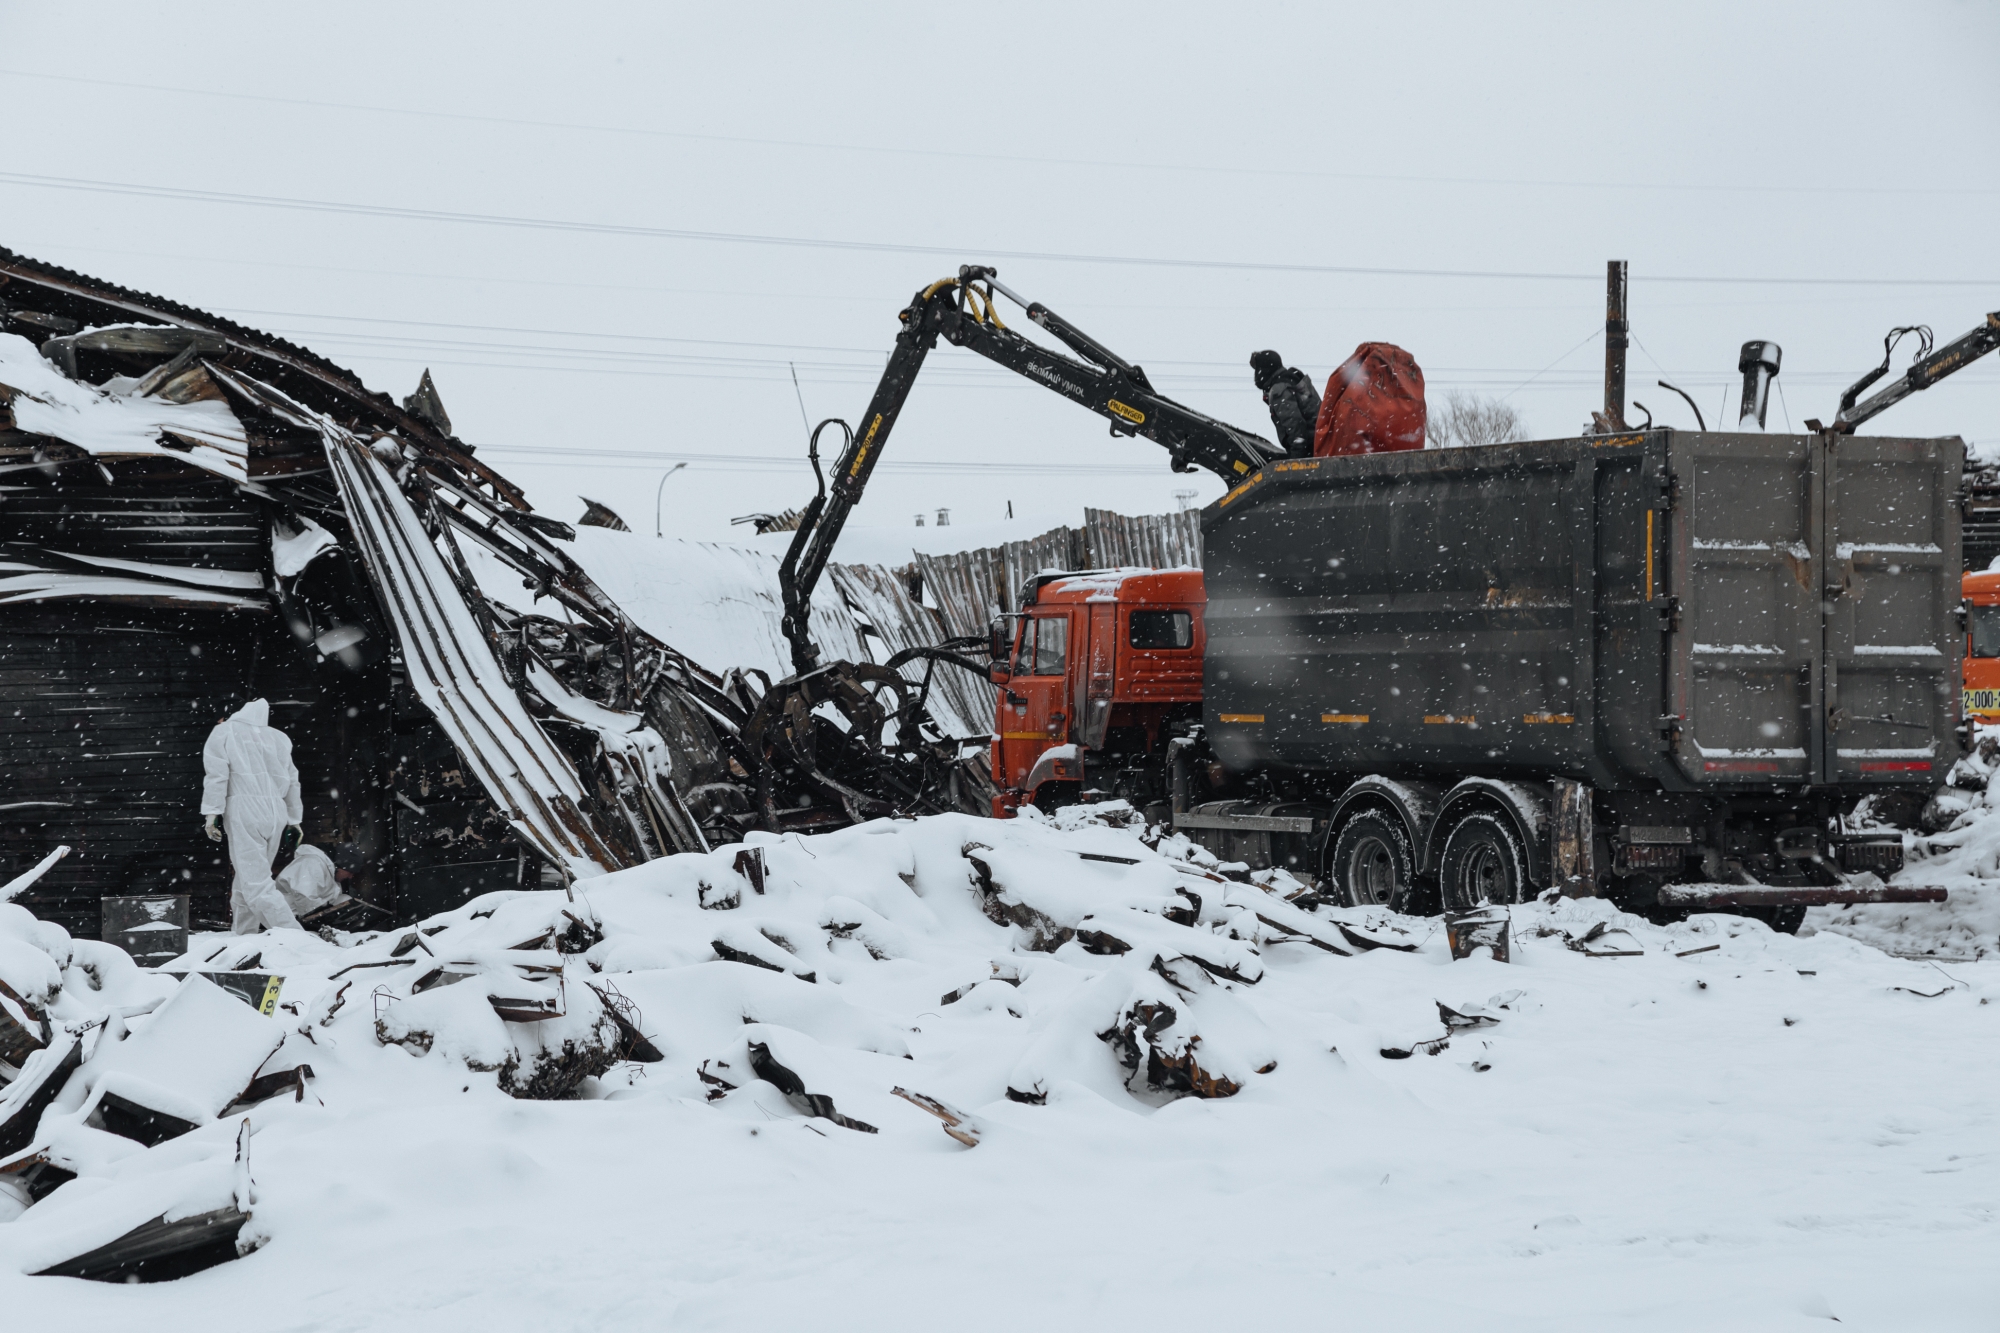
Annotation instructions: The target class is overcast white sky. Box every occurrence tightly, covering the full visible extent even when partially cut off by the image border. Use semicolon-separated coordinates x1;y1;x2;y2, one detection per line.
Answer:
3;1;1996;548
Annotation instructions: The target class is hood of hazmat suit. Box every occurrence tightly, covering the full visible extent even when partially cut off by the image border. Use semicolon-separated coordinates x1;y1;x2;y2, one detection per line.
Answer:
201;698;304;933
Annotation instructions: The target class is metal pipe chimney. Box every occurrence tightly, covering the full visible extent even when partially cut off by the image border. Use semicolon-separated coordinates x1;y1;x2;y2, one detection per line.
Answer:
1604;260;1629;432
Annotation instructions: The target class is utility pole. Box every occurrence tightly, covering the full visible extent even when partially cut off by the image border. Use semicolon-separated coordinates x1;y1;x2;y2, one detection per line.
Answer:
1602;260;1629;432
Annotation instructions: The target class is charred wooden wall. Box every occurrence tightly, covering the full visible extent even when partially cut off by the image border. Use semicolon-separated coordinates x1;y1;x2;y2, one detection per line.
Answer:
0;474;406;936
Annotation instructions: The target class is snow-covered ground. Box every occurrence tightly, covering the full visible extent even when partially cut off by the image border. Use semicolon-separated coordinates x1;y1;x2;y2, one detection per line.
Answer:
4;804;1996;1330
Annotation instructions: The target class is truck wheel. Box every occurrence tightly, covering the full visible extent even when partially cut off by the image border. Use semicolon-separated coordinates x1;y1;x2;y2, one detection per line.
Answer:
1329;810;1416;910
1438;811;1529;915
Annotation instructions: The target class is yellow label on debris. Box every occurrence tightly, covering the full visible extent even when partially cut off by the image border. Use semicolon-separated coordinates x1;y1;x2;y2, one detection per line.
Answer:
257;975;283;1015
1321;713;1369;723
1106;399;1145;425
1218;713;1264;724
1232;460;1250;473
1523;713;1576;724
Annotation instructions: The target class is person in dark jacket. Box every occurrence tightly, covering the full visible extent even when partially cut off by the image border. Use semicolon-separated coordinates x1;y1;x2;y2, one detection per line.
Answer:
1250;349;1322;457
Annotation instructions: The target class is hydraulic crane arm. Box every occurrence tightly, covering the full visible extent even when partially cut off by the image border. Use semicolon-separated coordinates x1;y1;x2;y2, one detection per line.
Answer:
1829;311;2000;434
779;266;1275;673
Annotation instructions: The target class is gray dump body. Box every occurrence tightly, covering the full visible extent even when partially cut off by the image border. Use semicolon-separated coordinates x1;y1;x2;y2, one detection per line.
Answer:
1201;430;1962;796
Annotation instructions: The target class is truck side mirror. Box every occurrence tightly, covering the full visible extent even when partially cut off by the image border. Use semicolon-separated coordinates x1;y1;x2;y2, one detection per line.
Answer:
987;660;1012;685
988;614;1018;665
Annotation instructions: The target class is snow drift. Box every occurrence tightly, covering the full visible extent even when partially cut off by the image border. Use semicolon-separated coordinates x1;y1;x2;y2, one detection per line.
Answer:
1;803;1995;1327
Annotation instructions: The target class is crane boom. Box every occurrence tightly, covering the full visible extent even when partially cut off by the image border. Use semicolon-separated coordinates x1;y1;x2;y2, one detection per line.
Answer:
1831;311;2000;434
779;266;1274;673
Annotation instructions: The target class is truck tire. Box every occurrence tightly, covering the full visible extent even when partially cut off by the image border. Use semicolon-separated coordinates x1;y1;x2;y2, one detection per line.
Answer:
1438;811;1529;915
1329;810;1416;911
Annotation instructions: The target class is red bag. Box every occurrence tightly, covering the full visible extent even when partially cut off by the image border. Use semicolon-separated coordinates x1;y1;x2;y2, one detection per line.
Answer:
1314;343;1427;457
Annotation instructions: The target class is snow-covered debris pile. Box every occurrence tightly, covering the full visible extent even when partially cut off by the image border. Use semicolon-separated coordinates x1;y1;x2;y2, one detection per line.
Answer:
0;900;271;1280
1805;728;2000;960
0;803;1382;1278
4;805;1998;1322
323;802;1311;1114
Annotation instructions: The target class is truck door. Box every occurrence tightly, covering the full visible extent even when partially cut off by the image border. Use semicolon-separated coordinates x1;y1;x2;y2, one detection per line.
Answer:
1820;435;1963;785
1664;433;1821;785
1079;601;1117;751
995;609;1073;789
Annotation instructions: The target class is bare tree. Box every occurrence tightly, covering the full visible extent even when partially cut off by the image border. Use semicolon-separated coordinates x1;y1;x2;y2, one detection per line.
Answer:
1427;391;1528;449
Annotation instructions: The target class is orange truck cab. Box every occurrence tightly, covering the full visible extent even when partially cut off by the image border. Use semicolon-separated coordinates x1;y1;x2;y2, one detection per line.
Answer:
989;568;1204;816
1964;570;2000;721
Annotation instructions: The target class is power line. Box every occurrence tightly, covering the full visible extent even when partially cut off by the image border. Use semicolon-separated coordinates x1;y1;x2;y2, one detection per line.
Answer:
226;307;1993;386
5;67;1994;200
13;236;1959;318
466;444;1171;476
1497;326;1603;404
4;170;1997;288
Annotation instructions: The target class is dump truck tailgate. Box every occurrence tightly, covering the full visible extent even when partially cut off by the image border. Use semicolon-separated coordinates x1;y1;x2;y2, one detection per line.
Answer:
1664;432;1961;787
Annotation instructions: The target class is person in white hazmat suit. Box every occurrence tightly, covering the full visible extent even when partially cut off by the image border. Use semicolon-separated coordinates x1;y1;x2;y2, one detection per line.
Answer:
200;698;304;933
274;842;355;918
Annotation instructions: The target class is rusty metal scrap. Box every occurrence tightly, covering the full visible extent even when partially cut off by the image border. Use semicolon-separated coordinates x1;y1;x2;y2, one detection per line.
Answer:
890;1086;981;1147
1446;906;1513;962
1098;996;1243;1099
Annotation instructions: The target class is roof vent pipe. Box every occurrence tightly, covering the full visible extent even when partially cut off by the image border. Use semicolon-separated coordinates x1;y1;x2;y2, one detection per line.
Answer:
1738;341;1782;430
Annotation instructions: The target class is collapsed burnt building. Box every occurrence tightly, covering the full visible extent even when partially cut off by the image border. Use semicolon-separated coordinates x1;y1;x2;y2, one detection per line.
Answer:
0;248;987;940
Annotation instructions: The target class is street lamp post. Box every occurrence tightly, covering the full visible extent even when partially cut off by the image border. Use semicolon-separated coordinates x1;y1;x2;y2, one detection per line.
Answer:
655;462;688;537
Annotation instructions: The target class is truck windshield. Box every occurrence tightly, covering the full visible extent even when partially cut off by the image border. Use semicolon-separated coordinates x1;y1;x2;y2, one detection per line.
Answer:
1129;609;1193;649
1013;615;1068;676
1973;604;2000;658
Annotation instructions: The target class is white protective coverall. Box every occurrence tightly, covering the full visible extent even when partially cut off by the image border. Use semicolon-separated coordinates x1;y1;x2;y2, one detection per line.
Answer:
274;843;344;918
200;699;304;933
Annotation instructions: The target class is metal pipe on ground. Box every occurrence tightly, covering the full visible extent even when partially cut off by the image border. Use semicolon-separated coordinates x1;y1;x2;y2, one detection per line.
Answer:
1657;884;1948;908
